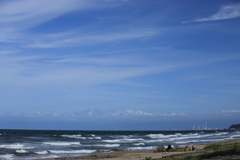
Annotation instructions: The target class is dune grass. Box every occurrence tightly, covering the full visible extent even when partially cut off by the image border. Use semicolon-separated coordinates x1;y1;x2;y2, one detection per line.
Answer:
145;141;240;160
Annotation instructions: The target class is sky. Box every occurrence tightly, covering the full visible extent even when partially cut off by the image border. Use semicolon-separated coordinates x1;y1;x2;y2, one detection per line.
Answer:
1;0;240;117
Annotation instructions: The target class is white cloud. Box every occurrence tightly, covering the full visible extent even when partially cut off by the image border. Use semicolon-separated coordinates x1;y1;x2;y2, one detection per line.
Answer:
0;0;105;27
195;4;240;22
0;0;125;43
24;28;158;48
1;52;239;89
182;4;240;23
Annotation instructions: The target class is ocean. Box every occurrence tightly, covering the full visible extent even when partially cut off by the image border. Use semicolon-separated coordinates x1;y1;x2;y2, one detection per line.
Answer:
0;129;239;160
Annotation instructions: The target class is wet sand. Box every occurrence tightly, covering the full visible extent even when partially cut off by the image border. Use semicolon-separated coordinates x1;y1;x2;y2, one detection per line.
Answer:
34;139;240;160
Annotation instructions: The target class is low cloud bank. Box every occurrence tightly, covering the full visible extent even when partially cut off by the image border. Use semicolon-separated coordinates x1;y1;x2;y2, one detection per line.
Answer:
0;110;239;130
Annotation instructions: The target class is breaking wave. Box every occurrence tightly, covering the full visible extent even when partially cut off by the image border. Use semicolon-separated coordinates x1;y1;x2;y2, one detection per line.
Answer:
43;142;81;146
49;149;96;154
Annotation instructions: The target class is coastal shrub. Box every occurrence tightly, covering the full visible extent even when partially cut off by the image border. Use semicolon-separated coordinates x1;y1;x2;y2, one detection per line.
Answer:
234;142;240;152
145;156;153;160
204;143;222;151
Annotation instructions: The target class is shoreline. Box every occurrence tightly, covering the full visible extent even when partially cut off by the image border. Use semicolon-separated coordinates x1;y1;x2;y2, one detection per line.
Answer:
34;138;240;160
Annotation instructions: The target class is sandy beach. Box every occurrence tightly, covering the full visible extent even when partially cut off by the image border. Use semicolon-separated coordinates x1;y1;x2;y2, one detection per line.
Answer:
34;139;240;160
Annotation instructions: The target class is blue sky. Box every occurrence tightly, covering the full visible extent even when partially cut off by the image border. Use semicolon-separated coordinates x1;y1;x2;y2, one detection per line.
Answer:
1;0;240;115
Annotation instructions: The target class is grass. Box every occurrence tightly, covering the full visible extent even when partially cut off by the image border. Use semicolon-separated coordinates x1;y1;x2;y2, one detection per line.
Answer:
146;141;240;160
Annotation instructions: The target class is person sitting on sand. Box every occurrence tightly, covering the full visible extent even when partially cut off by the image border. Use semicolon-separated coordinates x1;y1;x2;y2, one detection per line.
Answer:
166;144;172;152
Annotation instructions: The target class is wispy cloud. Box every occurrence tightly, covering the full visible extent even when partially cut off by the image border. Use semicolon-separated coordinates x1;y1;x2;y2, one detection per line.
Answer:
0;0;111;28
184;4;240;23
1;51;239;88
24;28;159;48
184;74;217;81
0;0;126;43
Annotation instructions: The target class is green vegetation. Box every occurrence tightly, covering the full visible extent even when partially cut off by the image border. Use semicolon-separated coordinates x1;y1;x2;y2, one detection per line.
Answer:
203;143;222;151
145;156;153;160
229;123;240;129
146;141;240;160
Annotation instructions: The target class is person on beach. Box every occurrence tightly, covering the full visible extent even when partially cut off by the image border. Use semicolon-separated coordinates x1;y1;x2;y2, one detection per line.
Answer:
166;144;172;152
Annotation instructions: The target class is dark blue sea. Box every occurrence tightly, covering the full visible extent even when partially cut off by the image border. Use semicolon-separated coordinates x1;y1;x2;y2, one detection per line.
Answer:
0;129;239;160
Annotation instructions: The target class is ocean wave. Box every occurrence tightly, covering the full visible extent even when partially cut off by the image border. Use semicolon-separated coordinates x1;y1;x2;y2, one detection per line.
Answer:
0;143;34;150
61;134;86;139
86;136;101;140
49;149;96;154
175;138;226;144
35;151;49;155
175;133;183;136
213;132;228;136
0;154;14;160
84;134;96;137
43;142;81;146
94;144;120;147
147;134;177;139
96;149;112;152
123;138;144;142
102;138;143;143
133;143;145;146
143;139;163;143
168;132;228;141
102;139;121;143
16;149;28;153
33;155;59;159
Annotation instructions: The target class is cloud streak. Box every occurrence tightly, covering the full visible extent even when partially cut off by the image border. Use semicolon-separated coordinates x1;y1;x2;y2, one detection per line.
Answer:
0;0;126;43
183;4;240;23
0;0;111;27
1;51;239;88
25;28;159;48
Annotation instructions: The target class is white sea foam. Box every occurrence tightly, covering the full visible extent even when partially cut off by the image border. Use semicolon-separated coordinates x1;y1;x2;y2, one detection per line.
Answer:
102;139;121;143
147;134;177;139
175;138;225;144
49;149;96;154
16;149;28;153
87;136;101;139
175;133;182;135
34;155;59;159
35;151;49;154
0;143;33;149
0;154;14;160
123;138;144;142
103;138;143;143
133;143;145;146
214;132;228;136
85;134;96;137
169;133;223;141
0;143;24;149
175;140;198;144
61;134;86;139
143;139;163;143
43;142;80;146
231;135;240;138
94;144;120;147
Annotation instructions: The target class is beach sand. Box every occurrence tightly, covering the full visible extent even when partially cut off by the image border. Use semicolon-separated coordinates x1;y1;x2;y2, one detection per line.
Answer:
34;139;240;160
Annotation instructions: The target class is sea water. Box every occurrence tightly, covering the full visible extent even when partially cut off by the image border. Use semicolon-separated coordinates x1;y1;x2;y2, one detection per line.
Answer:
0;129;239;160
